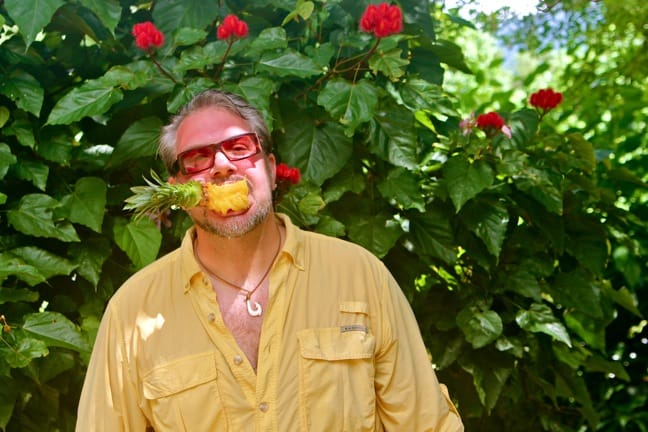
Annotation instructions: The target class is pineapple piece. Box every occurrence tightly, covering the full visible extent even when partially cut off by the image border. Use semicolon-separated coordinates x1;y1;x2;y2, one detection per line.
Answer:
202;180;250;215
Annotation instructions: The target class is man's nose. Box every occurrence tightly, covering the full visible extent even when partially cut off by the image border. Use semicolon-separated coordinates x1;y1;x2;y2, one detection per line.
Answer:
209;151;236;177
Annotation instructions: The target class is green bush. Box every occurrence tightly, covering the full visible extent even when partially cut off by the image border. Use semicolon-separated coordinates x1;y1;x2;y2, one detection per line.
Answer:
0;0;645;430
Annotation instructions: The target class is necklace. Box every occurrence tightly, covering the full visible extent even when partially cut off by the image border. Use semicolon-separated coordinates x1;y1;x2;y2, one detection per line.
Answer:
194;222;282;317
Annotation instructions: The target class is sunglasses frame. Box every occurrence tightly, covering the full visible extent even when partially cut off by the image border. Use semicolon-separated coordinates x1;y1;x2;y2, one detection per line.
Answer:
174;132;262;175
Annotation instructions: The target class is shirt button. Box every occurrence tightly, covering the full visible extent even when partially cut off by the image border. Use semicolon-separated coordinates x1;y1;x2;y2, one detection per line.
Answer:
207;313;216;322
259;402;269;412
233;355;243;365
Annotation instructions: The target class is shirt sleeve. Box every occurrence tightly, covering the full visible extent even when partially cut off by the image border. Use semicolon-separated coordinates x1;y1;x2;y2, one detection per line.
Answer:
374;270;464;432
76;302;149;432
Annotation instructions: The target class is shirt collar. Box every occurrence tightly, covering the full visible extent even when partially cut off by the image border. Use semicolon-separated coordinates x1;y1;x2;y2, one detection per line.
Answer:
181;213;304;293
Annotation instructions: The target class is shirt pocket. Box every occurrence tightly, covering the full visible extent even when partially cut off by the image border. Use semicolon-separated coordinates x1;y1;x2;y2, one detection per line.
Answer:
142;351;228;431
297;327;376;432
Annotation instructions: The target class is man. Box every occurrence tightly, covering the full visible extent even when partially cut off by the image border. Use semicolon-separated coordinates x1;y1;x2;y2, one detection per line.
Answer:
76;89;463;431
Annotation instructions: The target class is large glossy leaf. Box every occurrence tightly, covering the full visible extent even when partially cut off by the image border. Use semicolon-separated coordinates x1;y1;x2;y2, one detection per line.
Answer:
59;177;107;233
9;247;76;280
109;117;163;167
12;160;48;191
46;84;123;125
409;209;456;264
0;334;48;368
347;212;403;258
0;253;44;287
113;217;162;269
175;42;229;73
0;71;43;116
4;0;65;49
258;49;322;78
7;194;79;242
317;79;378;136
398;78;458;117
460;198;509;258
551;271;603;318
0;287;39;305
68;237;112;287
460;352;512;413
0;143;17;180
457;307;503;349
369;105;418;169
279;114;352;185
246;27;288;58
79;0;121;34
516;303;572;347
444;155;494;212
515;167;563;215
153;0;219;36
377;167;426;212
23;312;90;352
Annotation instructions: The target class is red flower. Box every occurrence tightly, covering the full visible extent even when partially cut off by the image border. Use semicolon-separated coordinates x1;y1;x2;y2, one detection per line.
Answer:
132;21;164;50
360;3;403;38
476;111;511;138
529;88;563;112
217;14;249;40
276;163;301;185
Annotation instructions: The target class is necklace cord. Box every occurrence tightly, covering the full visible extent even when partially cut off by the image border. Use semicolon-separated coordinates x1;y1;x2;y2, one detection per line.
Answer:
194;221;282;303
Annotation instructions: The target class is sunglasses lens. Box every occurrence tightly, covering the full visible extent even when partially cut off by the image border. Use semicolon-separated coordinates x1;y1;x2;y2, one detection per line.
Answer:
221;134;258;159
176;133;260;174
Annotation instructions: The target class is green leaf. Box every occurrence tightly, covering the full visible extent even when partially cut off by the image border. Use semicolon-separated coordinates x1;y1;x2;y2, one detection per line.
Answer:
583;354;630;381
318;79;378;136
0;253;45;286
113;217;162;269
515;167;563;215
9;246;76;280
0;376;17;429
429;39;471;74
457;307;503;349
0;143;17;180
173;27;208;46
225;76;276;129
247;27;288;57
0;70;44;116
0;287;39;305
7;194;80;242
11;159;49;190
0;107;9;128
68;237;112;287
369;47;409;79
347;213;402;258
551;271;603;318
258;48;323;78
564;311;606;351
377;168;426;212
516;303;572;347
0;334;48;368
109;117;163;167
59;177;107;233
369;105;418;169
23;312;90;352
279;114;352;185
444;155;495;212
398;78;458;117
46;84;123;125
409;209;456;264
603;285;642;318
460;198;509;258
153;0;219;36
460;352;512;413
315;215;346;237
4;0;65;49
176;41;228;73
500;268;542;301
79;0;122;34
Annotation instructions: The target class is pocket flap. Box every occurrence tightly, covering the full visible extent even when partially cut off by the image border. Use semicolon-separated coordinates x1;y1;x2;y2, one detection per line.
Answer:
298;327;375;361
142;351;218;399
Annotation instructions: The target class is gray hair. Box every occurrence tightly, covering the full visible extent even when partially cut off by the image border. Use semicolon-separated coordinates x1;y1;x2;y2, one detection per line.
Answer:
158;89;272;173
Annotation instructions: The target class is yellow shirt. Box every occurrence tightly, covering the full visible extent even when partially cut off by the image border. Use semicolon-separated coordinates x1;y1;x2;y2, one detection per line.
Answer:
76;214;463;431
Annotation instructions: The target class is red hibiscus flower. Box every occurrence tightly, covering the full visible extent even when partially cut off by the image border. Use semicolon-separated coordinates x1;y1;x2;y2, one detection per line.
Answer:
217;14;249;40
132;21;164;50
360;3;403;38
477;112;511;138
529;88;563;112
276;163;301;185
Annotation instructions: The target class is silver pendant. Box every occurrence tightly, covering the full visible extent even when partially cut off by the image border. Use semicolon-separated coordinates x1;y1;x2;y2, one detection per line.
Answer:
246;298;262;317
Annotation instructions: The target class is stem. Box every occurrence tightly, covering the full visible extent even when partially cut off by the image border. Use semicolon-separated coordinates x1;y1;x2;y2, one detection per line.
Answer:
149;54;178;84
214;40;234;81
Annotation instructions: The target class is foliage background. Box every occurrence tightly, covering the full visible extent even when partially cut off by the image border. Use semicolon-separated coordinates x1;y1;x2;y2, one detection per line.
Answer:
0;0;645;430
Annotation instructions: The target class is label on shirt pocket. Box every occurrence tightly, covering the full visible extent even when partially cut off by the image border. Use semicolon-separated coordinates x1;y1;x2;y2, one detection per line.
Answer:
297;327;376;431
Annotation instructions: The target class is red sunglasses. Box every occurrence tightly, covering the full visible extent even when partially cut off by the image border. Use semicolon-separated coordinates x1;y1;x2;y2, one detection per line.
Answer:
174;132;262;175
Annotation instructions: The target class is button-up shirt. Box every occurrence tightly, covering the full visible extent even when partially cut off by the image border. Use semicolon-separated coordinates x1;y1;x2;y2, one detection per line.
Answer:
76;214;463;431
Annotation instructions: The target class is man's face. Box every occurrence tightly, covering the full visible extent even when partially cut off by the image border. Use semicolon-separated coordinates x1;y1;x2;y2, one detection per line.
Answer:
170;107;276;238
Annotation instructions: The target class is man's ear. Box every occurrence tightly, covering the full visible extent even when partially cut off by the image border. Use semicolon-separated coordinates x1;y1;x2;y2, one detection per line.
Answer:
267;153;277;187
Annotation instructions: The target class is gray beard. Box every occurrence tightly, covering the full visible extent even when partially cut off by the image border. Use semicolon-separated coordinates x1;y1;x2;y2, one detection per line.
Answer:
194;199;273;238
